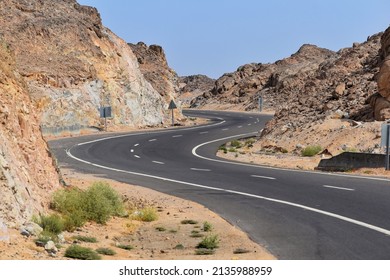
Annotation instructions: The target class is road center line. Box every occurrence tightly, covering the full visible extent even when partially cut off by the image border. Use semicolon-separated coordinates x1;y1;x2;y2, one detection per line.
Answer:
190;168;211;172
322;185;355;191
251;175;276;180
66;147;390;237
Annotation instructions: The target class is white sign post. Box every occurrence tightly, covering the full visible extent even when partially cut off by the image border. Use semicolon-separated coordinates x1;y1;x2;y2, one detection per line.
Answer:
381;124;390;170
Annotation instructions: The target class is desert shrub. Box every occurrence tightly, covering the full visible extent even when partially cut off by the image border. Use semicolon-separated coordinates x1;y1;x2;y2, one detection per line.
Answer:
52;182;125;226
195;248;215;255
132;207;158;222
301;145;322;157
96;247;116;256
51;187;87;229
230;140;242;148
73;235;97;243
117;244;134;251
83;182;125;224
196;235;219;250
181;219;198;225
64;245;101;260
203;221;213;232
38;214;64;235
233;248;251;254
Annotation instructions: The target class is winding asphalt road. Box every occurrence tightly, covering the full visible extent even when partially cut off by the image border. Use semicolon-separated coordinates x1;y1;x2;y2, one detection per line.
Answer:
49;110;390;260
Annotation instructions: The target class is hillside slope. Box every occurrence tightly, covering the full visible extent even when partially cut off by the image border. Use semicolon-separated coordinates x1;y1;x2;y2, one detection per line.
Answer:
0;40;59;228
0;0;171;135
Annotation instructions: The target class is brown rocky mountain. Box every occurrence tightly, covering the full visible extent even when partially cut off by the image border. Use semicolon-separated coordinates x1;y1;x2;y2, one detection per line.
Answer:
0;40;59;228
375;27;390;119
0;0;172;135
128;42;180;100
179;75;215;107
192;30;390;155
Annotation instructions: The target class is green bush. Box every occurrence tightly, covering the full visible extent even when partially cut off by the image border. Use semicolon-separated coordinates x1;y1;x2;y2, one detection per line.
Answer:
195;248;215;255
133;207;158;222
51;182;125;226
73;235;98;243
51;187;87;230
83;182;125;224
230;140;242;148
181;219;198;225
203;221;213;232
96;247;116;256
64;245;101;260
38;214;64;235
117;244;134;251
196;235;219;250
301;145;322;157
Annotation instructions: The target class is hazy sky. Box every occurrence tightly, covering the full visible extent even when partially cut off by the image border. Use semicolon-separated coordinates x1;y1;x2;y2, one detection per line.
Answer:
77;0;389;79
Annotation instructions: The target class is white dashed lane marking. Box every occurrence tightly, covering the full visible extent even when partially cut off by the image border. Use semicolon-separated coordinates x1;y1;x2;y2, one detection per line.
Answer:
172;135;183;138
152;161;165;165
199;131;209;134
238;126;243;128
322;185;355;191
134;143;139;147
222;128;229;131
251;175;276;180
190;168;211;172
149;139;157;142
134;155;141;159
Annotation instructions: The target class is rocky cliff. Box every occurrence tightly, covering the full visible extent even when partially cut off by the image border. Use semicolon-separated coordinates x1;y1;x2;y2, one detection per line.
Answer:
191;44;336;111
374;26;390;120
0;40;59;228
0;0;170;135
128;42;180;101
179;75;215;107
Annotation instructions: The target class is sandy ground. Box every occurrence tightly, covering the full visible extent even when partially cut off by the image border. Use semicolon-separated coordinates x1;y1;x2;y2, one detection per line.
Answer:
0;170;275;260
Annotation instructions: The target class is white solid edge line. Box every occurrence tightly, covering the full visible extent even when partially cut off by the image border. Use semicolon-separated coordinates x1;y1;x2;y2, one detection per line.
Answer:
251;175;276;180
66;147;390;236
322;185;355;191
191;133;390;182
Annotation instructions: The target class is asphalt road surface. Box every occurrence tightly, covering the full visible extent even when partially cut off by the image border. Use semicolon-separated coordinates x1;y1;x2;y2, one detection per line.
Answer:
49;110;390;259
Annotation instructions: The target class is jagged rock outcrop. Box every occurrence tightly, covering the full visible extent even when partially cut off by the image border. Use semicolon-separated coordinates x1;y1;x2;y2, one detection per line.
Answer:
374;26;390;120
0;40;59;227
179;75;215;107
191;44;336;110
0;0;169;135
128;42;180;101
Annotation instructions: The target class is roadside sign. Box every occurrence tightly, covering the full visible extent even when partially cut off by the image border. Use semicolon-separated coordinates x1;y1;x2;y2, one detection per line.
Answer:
99;106;112;118
381;123;390;170
99;106;112;131
168;100;177;126
168;100;177;110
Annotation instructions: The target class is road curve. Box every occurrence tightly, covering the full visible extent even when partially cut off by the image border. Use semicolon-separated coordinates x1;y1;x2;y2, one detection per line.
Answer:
49;110;390;260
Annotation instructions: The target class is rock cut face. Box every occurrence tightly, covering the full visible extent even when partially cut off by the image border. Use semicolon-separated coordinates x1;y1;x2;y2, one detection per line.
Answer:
375;27;390;120
0;40;59;227
0;0;169;134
